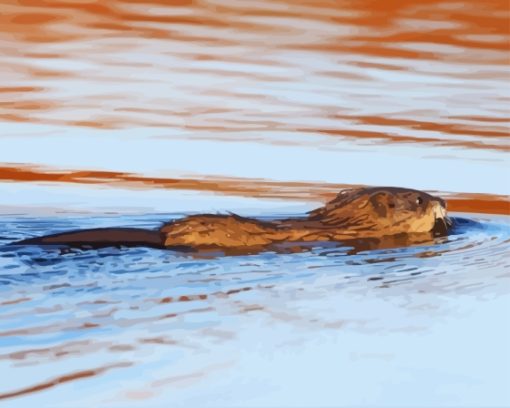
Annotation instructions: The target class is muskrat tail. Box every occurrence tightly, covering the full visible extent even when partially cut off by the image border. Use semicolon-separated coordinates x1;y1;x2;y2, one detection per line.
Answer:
12;228;165;249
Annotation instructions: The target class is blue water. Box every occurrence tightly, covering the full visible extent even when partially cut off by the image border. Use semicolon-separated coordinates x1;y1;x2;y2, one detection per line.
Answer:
0;212;509;407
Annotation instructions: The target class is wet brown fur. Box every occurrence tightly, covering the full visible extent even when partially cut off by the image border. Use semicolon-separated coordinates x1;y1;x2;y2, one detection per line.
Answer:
160;187;450;250
14;187;450;252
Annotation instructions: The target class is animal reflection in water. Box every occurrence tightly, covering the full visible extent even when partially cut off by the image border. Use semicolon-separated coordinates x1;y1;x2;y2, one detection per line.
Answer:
14;187;452;255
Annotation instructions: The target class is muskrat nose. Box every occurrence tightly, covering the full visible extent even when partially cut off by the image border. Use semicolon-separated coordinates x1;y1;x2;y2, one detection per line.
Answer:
431;199;452;234
432;200;447;220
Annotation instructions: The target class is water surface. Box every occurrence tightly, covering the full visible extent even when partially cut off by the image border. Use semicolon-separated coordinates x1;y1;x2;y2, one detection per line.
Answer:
1;0;509;406
1;0;509;197
0;211;509;407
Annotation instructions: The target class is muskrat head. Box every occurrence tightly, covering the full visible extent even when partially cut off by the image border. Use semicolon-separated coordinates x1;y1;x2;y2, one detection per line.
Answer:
309;187;452;237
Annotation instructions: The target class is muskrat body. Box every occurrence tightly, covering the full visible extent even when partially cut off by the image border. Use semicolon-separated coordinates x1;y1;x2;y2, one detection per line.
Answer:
13;187;451;252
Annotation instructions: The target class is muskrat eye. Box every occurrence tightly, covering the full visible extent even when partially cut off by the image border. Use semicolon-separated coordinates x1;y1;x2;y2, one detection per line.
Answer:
416;197;423;205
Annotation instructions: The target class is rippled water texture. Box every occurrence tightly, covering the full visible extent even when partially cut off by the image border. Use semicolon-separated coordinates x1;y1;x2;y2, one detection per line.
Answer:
0;0;509;198
1;0;510;406
0;212;509;406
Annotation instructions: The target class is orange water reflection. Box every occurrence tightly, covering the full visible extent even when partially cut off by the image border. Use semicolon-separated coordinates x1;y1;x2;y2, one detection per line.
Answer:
0;0;509;208
1;0;508;138
0;164;507;214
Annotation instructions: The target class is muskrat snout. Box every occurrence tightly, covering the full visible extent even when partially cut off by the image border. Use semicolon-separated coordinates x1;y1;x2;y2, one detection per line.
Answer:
431;199;452;235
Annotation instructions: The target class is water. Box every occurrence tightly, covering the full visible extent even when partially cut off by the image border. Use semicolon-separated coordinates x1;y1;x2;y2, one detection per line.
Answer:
1;0;509;406
1;0;509;198
0;212;509;406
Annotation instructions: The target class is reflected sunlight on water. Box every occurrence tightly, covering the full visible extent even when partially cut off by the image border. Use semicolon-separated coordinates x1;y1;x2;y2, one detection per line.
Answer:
0;0;509;406
0;0;509;198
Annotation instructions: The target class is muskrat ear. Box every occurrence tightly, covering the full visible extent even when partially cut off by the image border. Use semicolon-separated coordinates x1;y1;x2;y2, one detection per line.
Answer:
369;192;392;217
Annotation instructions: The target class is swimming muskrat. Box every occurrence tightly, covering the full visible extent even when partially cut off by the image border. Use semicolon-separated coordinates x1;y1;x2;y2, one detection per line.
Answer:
14;187;452;252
